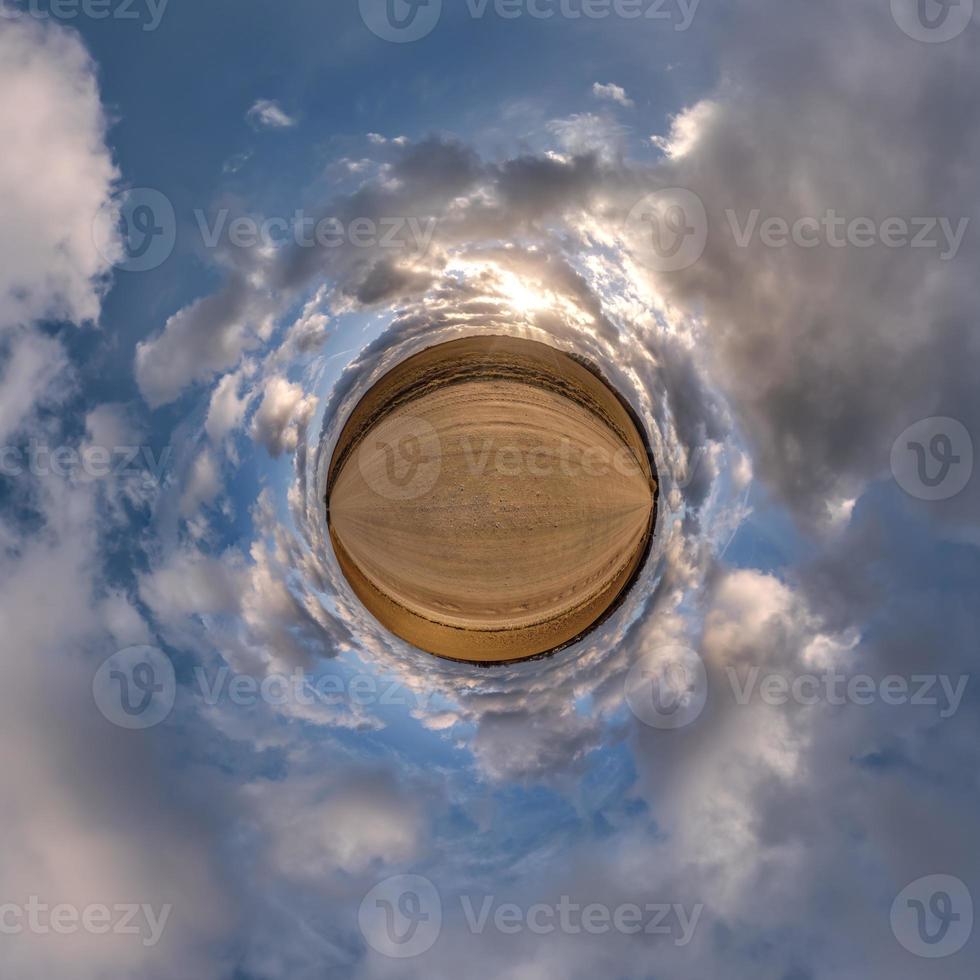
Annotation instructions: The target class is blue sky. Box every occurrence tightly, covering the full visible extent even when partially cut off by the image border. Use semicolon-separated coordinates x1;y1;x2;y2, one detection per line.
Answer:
1;0;979;977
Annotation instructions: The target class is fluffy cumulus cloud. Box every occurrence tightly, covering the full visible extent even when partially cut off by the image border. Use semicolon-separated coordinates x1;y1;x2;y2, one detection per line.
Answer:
4;1;980;977
0;18;118;329
592;81;634;107
250;376;316;457
135;267;281;408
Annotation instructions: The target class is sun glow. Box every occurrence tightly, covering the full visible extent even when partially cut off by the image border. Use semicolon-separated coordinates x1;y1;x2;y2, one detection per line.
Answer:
498;273;550;313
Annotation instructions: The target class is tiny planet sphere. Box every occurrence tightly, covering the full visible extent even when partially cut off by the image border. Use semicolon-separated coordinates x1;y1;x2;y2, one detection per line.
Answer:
326;335;658;664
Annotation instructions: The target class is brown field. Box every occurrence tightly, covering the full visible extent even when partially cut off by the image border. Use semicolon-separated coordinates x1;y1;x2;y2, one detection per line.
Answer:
327;336;657;664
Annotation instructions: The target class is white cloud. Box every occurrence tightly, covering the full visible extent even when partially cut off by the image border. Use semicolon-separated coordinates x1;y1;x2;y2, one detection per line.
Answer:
205;367;250;441
244;773;425;879
649;99;717;159
591;81;634;108
246;98;297;130
0;329;68;443
0;498;234;979
0;19;118;329
547;112;629;161
250;375;315;457
179;447;222;516
140;548;245;621
135;272;279;407
84;402;141;451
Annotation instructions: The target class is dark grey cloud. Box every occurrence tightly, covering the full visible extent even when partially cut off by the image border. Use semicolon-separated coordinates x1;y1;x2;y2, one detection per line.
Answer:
649;0;980;528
